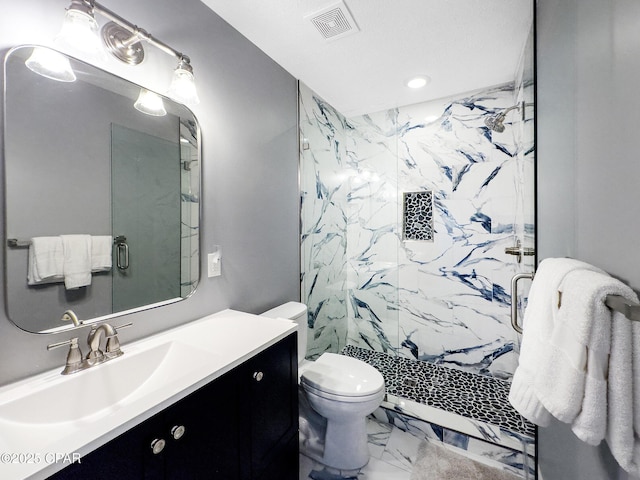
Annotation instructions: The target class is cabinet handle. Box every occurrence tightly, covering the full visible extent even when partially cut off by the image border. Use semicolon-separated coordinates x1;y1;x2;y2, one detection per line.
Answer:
171;425;186;440
150;438;166;455
253;371;264;382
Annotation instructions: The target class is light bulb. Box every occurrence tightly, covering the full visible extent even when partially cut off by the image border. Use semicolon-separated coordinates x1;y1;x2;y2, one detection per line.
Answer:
55;7;103;58
134;89;167;117
167;63;200;105
25;47;76;82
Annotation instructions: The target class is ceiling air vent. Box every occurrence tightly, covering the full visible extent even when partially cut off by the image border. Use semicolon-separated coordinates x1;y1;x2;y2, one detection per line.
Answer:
305;1;359;41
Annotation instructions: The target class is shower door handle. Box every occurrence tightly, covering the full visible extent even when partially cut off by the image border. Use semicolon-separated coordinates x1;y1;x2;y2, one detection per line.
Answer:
510;273;534;334
114;235;129;271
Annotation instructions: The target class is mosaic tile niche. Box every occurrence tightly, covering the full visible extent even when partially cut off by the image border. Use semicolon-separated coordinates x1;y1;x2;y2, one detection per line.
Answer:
403;191;434;241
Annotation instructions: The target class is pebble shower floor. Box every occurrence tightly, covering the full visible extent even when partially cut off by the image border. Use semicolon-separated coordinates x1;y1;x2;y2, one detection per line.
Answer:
341;345;534;438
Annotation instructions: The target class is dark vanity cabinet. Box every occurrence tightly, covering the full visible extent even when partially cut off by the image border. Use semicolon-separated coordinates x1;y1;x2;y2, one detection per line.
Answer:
49;334;298;480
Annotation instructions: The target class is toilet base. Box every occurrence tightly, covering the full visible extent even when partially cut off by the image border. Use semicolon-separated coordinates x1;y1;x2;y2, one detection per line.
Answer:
299;389;371;472
299;388;327;460
322;417;370;471
299;434;366;477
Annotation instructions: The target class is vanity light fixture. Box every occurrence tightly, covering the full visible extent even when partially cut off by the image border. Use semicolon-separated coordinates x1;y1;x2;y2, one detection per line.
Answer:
56;0;200;105
25;47;77;82
134;89;167;117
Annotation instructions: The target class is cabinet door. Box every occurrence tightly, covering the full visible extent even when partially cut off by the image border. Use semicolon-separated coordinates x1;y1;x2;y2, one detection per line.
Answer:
162;370;241;480
47;413;162;480
241;334;298;479
48;374;240;480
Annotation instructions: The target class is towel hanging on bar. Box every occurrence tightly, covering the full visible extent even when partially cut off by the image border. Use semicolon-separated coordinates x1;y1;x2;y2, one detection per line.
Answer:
509;274;640;333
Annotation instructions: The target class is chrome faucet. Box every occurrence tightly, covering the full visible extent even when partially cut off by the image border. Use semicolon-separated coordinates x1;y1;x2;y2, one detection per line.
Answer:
48;320;132;375
87;323;124;364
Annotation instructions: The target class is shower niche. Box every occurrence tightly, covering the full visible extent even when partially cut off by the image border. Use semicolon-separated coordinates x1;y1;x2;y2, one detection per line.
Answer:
402;191;434;242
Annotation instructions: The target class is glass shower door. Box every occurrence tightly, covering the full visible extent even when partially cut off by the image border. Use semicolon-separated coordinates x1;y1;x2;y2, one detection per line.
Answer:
111;123;181;312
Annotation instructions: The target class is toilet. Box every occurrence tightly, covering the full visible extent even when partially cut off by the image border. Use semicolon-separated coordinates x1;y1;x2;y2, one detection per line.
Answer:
261;302;385;471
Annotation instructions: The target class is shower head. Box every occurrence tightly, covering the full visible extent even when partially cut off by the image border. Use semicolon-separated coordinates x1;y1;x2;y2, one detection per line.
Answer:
484;103;524;132
484;114;506;133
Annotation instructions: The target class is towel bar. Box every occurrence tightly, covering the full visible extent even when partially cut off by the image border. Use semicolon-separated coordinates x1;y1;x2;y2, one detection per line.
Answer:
7;238;31;248
509;272;640;334
7;236;113;248
605;295;640;322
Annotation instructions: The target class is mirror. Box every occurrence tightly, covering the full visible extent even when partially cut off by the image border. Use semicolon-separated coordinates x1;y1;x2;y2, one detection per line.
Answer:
3;45;200;334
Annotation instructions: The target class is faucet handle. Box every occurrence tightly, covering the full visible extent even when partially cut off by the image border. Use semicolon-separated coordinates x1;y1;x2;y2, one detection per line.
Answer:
104;322;132;358
47;336;80;352
47;337;84;375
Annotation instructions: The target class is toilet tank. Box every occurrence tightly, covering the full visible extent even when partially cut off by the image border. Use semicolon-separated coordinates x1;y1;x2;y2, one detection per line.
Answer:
261;302;307;364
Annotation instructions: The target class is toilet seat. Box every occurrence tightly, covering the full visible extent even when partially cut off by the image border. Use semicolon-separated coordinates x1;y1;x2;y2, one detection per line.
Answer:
302;381;384;403
300;353;384;399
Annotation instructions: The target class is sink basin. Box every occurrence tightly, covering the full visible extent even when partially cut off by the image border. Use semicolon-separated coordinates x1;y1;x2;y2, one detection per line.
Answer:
0;341;215;425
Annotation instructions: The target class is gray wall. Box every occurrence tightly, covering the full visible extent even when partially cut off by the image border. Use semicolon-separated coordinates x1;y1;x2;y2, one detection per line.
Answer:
0;0;299;384
537;0;640;478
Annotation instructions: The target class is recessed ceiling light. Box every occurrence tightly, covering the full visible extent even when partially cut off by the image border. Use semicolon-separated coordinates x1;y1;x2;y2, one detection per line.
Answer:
406;75;431;89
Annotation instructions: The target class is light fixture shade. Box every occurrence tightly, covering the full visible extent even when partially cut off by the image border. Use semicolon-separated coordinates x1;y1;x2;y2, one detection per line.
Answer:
134;89;167;116
25;47;76;82
55;8;103;57
167;67;200;105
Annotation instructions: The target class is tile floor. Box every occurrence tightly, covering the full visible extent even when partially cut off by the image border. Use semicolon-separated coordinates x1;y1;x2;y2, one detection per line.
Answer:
299;417;435;480
300;416;526;480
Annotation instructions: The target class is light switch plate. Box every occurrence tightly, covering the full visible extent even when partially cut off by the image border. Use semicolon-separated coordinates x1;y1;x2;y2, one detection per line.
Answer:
207;247;221;277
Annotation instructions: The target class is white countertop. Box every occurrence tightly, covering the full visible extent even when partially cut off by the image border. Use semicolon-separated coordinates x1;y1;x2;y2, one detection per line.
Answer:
0;309;296;480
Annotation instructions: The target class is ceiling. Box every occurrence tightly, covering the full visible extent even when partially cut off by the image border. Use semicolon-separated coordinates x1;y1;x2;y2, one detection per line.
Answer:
199;0;533;117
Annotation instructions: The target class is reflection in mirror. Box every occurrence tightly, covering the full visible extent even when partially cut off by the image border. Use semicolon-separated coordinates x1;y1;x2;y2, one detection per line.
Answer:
4;45;200;334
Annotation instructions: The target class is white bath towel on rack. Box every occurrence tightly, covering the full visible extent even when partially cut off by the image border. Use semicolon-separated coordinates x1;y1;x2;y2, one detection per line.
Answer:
515;264;640;477
549;268;640;477
27;236;64;285
601;281;640;475
91;236;112;272
508;257;605;426
535;270;635;439
61;234;92;289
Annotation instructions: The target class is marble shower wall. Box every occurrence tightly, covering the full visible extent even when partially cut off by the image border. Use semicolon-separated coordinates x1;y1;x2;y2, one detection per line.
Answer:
299;88;351;359
299;79;534;380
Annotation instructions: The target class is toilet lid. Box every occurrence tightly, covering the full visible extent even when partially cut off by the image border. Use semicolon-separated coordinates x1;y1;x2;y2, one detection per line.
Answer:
300;353;384;397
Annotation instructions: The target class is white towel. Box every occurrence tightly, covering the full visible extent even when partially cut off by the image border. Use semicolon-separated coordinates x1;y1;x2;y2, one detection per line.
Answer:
534;270;634;442
508;257;605;426
514;264;640;476
60;235;92;289
91;236;112;272
27;236;64;285
603;285;640;476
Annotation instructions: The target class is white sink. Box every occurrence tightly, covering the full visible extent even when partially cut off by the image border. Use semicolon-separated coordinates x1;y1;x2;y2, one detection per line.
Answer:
0;341;216;425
